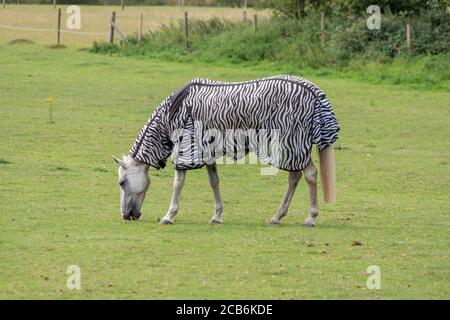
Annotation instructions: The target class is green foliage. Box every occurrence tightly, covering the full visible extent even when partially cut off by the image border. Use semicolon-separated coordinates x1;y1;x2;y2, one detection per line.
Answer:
263;0;307;19
91;10;449;89
264;0;448;18
341;0;448;16
325;10;450;74
94;18;237;60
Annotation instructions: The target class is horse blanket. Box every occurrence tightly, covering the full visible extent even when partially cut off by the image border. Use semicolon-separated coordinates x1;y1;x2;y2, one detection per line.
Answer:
130;75;339;171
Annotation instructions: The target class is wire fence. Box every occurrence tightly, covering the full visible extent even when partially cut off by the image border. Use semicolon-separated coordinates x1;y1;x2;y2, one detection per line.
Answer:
1;4;444;53
0;4;269;47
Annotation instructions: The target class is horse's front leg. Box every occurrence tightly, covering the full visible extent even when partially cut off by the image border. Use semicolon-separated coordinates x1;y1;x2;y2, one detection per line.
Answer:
159;169;186;224
269;171;302;224
206;163;223;224
302;160;319;227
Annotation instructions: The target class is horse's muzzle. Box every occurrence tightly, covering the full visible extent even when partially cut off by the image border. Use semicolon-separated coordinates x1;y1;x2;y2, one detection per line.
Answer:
122;210;141;221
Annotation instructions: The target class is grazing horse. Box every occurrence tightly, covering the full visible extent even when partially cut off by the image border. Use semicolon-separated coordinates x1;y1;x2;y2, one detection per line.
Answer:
112;75;339;226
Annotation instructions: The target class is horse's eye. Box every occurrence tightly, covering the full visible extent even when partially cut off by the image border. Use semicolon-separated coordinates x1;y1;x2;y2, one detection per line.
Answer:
119;180;125;187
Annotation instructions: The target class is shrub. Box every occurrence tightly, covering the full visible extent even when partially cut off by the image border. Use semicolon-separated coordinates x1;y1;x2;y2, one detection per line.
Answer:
90;9;449;87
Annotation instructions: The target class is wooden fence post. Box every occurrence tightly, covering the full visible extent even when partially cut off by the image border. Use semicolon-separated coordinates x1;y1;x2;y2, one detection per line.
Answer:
121;0;124;10
320;12;325;43
243;0;247;22
138;13;143;45
110;11;116;43
253;14;257;31
57;8;61;46
184;11;189;50
2;0;5;9
406;23;411;51
53;0;56;9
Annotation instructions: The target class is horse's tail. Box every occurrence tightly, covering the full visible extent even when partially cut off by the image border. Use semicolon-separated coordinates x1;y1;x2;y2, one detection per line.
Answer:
318;144;336;203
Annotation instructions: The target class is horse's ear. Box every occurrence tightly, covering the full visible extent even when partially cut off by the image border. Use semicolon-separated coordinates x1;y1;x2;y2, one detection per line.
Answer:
112;155;127;168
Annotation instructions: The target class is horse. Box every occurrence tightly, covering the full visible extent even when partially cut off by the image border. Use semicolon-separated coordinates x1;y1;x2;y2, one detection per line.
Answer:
112;75;339;226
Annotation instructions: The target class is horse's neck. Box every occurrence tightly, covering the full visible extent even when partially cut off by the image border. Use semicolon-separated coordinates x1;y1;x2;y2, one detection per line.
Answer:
145;105;173;168
136;159;150;172
126;156;150;170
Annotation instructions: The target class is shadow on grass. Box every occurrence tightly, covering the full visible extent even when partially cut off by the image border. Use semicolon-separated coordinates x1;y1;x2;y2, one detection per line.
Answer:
49;44;67;49
9;39;34;45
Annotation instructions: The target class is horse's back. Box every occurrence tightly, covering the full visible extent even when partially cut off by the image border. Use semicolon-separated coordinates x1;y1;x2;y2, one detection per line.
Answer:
186;75;318;130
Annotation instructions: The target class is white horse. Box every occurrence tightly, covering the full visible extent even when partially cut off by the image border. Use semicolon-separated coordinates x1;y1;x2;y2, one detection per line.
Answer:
113;76;338;226
112;145;335;226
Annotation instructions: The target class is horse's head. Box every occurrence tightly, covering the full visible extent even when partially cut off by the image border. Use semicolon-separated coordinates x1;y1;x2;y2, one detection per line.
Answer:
112;155;150;220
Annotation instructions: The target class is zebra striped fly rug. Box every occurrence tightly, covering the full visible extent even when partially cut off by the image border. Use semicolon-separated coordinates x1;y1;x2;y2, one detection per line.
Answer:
130;75;339;171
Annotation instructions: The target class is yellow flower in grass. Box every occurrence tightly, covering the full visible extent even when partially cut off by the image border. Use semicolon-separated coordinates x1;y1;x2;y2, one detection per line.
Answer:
46;97;54;105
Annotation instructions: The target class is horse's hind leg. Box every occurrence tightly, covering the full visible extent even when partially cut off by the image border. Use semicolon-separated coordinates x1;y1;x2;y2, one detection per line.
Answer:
206;163;223;224
269;171;302;224
303;160;319;227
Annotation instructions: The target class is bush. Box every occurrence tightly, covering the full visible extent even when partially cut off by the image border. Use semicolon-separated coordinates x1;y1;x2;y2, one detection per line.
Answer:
90;9;449;89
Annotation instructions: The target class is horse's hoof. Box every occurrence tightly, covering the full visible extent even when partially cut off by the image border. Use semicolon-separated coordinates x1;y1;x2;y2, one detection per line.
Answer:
302;217;316;227
302;223;315;227
159;218;173;225
268;218;281;225
209;218;222;224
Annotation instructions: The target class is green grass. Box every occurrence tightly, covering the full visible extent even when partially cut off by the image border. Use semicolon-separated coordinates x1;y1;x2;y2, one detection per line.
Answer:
0;44;449;299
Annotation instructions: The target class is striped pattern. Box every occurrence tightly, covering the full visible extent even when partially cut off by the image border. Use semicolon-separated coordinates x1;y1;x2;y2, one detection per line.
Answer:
130;75;339;171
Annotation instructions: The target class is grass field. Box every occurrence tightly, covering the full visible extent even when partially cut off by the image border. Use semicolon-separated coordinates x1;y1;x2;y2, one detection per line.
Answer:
0;5;269;47
0;43;449;299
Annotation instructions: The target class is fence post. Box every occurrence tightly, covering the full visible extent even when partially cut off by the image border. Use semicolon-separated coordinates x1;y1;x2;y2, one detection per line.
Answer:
406;23;411;51
243;0;247;22
138;13;143;45
53;0;56;9
184;11;189;50
110;11;116;43
121;0;124;10
57;8;61;46
320;12;325;43
253;14;257;31
2;0;5;9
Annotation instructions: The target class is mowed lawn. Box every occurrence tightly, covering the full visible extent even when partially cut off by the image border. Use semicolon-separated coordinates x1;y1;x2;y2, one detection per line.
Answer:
0;44;449;299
